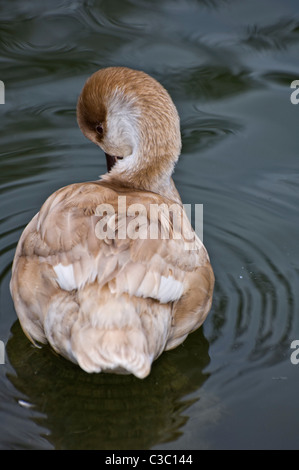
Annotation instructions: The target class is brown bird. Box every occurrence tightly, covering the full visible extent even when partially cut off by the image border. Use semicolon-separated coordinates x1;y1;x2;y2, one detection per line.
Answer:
10;67;214;378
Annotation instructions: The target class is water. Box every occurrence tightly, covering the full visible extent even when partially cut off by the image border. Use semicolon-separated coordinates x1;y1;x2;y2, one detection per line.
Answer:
1;0;299;450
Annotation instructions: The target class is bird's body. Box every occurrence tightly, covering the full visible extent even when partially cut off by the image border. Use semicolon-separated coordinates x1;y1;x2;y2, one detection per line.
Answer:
10;67;214;378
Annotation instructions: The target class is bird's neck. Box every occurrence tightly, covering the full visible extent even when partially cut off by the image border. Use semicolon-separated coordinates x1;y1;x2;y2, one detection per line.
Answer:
102;158;181;204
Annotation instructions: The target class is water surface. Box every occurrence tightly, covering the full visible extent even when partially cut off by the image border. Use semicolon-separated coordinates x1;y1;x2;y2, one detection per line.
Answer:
1;0;299;450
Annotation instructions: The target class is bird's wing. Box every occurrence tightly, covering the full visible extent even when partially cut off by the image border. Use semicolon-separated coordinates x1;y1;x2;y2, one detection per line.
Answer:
11;181;214;367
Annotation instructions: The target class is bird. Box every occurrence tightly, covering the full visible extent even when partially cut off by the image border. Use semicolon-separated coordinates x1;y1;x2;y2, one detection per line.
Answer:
10;67;214;379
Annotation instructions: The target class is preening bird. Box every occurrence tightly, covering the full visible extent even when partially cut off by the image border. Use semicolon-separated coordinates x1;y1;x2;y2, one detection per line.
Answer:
10;67;214;378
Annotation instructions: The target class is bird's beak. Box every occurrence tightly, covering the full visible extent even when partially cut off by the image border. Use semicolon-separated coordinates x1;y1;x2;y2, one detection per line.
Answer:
105;153;117;172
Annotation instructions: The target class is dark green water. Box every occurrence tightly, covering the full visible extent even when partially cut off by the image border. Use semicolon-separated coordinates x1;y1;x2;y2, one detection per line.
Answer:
1;0;299;450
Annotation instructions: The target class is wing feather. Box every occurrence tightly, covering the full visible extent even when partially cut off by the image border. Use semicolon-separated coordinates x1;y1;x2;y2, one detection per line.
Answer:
11;181;214;371
27;182;209;306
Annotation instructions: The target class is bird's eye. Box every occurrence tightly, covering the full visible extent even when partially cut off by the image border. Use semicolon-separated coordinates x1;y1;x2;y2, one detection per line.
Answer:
96;124;103;135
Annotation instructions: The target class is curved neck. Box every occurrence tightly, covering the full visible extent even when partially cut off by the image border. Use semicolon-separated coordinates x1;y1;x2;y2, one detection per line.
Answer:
101;161;181;204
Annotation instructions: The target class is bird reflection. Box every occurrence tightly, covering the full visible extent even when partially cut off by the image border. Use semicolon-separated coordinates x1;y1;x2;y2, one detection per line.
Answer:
6;321;210;450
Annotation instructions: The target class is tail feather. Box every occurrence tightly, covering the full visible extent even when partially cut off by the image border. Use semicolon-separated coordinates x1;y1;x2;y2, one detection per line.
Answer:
72;327;152;379
44;289;171;379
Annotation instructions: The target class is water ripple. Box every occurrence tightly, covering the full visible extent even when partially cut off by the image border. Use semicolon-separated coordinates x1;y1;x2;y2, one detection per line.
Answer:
181;112;242;153
242;18;299;51
205;188;299;378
